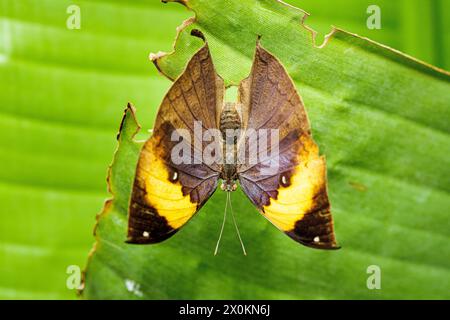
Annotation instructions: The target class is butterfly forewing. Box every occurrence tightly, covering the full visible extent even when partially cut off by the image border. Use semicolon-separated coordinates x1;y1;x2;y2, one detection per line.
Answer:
237;42;339;249
127;43;223;244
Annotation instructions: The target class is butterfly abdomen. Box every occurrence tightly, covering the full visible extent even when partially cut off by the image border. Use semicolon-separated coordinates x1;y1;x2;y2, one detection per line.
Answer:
220;103;241;183
219;102;241;135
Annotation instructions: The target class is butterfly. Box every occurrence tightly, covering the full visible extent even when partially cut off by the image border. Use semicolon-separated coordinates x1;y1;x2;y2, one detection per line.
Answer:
126;30;339;252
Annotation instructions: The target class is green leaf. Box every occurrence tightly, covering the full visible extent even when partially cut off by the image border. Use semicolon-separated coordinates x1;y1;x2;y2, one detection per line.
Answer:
1;0;449;300
287;0;450;71
82;0;450;299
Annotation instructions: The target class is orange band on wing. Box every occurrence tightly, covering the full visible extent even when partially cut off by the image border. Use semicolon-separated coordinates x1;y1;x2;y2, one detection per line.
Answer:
137;143;197;229
263;137;324;231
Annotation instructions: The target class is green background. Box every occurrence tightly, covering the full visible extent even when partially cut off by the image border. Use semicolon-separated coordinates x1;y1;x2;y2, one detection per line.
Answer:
0;0;448;299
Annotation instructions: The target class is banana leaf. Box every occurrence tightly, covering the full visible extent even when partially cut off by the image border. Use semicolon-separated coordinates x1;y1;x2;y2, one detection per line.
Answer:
82;0;450;299
0;0;448;300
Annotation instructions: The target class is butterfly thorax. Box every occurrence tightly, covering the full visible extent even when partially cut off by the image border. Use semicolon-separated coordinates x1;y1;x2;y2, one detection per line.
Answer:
219;102;241;192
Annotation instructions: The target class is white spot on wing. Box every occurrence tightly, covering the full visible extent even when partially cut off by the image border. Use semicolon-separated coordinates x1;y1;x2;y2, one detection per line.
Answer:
142;231;149;238
313;236;320;243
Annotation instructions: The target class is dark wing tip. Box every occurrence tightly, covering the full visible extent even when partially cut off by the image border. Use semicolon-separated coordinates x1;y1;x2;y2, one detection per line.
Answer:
285;231;341;250
127;199;179;245
125;237;162;245
126;229;178;245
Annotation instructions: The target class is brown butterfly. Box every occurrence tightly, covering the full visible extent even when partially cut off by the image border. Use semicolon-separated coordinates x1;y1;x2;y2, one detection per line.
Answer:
127;30;339;253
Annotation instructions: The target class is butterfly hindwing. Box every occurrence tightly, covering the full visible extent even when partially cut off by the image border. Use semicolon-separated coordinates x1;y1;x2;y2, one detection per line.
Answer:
237;41;339;249
127;41;223;244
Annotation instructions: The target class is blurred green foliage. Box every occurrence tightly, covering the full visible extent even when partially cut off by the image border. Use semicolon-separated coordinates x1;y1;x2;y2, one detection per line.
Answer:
0;0;448;299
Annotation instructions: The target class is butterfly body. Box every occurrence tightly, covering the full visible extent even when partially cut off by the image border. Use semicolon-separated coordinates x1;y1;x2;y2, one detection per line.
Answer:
219;102;241;192
127;31;339;250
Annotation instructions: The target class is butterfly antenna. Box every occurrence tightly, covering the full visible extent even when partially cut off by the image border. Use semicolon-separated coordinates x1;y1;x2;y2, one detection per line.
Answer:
214;191;229;255
228;192;247;256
